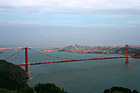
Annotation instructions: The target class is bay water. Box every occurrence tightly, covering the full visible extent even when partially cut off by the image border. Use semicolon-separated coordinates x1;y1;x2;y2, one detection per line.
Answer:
0;49;140;93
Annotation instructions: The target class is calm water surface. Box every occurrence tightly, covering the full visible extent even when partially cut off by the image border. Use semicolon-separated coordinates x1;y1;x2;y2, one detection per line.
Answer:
0;49;140;93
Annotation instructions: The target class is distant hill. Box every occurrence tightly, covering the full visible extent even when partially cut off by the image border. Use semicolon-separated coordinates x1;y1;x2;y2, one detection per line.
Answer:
103;86;139;93
116;47;140;55
0;60;29;91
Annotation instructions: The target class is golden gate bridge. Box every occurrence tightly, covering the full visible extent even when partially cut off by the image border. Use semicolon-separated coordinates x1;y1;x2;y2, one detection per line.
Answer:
4;45;140;76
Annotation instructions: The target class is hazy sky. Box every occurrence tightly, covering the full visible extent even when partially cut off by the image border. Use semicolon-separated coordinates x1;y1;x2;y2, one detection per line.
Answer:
0;0;140;47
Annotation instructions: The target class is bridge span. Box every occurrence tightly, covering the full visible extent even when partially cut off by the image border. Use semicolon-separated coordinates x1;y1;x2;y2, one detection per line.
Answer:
15;45;133;76
18;56;127;66
4;45;139;76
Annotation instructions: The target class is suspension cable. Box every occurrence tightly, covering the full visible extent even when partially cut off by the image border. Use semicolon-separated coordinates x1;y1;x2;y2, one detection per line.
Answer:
5;49;24;60
29;48;64;59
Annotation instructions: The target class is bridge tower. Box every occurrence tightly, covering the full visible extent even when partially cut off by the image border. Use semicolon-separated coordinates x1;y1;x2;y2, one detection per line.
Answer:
25;47;29;76
125;45;128;63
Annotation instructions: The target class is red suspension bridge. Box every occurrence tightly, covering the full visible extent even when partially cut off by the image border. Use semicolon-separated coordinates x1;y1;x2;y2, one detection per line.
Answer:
4;45;140;76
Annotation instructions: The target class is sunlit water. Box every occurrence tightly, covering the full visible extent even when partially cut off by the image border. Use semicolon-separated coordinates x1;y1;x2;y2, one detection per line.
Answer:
0;49;140;93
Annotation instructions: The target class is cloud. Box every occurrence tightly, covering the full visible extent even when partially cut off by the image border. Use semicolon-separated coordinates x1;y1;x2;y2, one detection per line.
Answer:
56;20;78;23
0;19;40;26
89;7;140;16
8;20;40;25
127;20;140;24
0;5;16;9
0;18;139;30
0;0;140;15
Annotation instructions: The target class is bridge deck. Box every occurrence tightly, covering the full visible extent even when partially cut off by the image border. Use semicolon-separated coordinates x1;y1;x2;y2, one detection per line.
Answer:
17;56;128;66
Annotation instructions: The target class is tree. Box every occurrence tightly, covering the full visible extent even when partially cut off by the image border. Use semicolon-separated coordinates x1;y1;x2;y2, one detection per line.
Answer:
103;89;110;93
133;90;139;93
24;87;34;93
0;88;17;93
34;83;67;93
103;86;139;93
0;71;25;91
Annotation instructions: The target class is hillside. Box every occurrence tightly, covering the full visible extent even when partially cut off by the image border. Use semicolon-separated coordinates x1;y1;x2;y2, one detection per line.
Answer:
0;60;29;91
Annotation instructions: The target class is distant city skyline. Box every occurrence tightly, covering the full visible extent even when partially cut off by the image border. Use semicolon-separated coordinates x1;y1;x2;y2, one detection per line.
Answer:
0;0;140;47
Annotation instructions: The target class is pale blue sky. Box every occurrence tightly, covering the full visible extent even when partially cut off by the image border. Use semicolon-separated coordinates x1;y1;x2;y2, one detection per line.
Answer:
0;0;140;47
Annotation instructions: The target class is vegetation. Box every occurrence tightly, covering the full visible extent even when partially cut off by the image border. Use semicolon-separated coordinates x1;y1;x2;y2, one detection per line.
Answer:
103;86;139;93
1;82;140;93
0;88;17;93
25;82;67;93
0;71;25;91
0;83;67;93
0;60;29;91
24;87;34;93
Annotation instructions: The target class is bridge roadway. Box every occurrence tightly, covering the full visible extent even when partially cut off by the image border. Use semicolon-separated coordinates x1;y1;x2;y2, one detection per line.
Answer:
18;56;131;66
